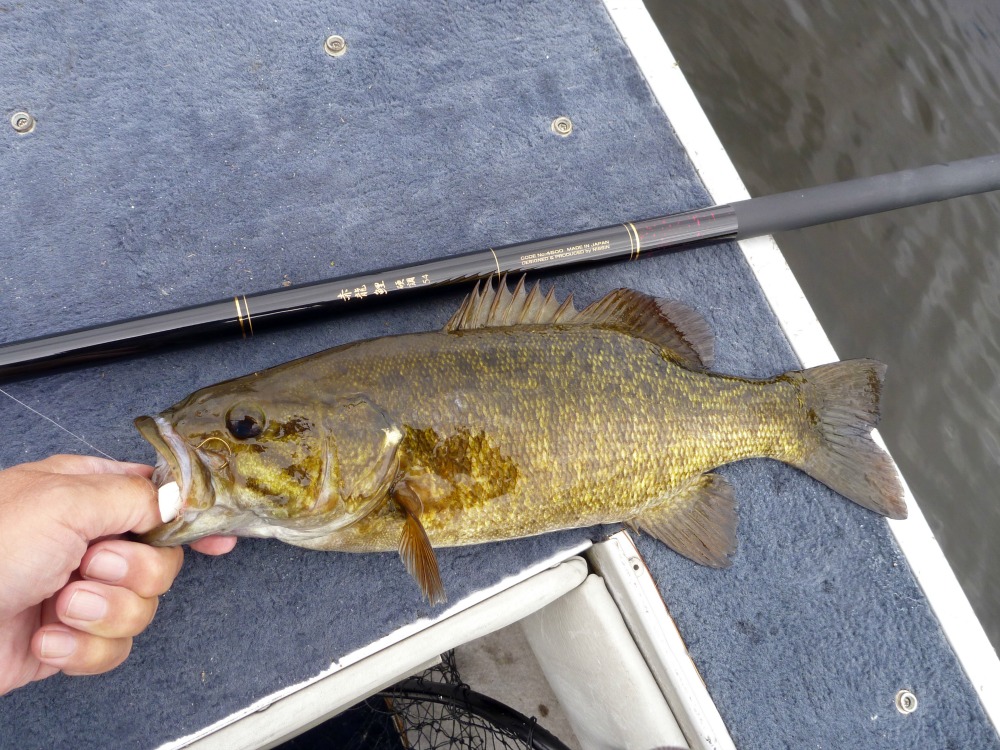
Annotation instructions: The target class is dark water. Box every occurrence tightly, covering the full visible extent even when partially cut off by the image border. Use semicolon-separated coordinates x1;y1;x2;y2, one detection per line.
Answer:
647;0;1000;652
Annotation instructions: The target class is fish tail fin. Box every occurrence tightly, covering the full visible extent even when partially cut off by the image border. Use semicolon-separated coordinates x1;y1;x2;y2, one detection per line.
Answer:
789;359;907;519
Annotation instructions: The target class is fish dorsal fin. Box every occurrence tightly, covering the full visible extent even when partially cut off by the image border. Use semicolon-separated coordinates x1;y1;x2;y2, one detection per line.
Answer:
444;274;578;331
445;275;713;369
576;289;714;370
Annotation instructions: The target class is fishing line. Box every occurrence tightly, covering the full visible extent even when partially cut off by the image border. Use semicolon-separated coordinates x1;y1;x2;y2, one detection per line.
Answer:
0;386;117;461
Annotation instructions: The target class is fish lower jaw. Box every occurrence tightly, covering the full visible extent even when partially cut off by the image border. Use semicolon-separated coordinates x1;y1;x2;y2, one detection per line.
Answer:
146;505;251;545
270;526;340;545
262;513;383;546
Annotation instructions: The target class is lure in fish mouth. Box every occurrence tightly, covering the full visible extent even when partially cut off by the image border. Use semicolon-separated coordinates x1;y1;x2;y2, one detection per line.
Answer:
134;276;906;605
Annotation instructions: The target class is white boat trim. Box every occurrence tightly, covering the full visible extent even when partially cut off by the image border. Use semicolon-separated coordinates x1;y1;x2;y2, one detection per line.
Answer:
155;544;592;749
603;0;1000;730
588;533;737;750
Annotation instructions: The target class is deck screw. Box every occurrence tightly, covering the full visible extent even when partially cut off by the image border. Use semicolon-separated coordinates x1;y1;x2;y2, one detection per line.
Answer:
551;116;573;137
324;35;347;57
895;689;918;714
11;111;35;134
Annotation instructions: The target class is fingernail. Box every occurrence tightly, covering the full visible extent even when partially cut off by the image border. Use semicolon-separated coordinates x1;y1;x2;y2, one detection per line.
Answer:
40;630;77;660
66;590;108;621
85;550;128;583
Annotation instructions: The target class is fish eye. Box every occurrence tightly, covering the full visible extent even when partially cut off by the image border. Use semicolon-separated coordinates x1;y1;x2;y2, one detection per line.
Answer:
225;404;266;440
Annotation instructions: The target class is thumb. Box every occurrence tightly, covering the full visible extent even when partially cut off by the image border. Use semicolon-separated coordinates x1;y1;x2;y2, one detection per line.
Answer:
27;454;154;479
39;470;162;540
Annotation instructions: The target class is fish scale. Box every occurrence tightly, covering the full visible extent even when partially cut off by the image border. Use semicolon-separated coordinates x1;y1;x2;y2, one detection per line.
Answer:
137;278;906;603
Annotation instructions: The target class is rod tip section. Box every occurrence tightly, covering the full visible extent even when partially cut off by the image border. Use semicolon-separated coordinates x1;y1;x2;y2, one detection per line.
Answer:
158;481;181;523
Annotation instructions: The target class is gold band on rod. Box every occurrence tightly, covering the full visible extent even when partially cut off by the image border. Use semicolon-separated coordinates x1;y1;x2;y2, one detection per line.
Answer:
624;222;641;260
234;296;254;337
242;296;254;336
234;297;247;338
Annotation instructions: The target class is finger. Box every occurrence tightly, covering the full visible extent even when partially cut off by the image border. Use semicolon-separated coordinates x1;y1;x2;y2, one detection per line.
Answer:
32;626;132;677
37;471;161;537
55;581;159;639
189;536;238;556
81;540;183;598
27;454;154;478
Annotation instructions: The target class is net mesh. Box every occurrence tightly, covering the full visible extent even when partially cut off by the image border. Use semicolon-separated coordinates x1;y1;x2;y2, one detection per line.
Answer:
282;650;572;750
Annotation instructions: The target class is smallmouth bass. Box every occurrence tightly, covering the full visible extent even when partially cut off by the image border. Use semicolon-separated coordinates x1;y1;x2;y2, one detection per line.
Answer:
137;277;906;603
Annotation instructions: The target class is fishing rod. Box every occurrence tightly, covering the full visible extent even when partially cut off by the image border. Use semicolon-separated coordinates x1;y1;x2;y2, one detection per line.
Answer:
2;154;1000;380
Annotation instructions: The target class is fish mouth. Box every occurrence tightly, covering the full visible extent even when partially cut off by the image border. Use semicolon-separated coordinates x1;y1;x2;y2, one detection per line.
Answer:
134;415;217;545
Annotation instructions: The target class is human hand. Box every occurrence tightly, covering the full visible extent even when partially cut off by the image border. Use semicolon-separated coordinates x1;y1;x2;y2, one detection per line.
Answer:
0;455;237;696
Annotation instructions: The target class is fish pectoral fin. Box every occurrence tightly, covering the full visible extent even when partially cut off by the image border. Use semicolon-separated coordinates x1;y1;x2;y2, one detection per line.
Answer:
393;481;446;605
629;473;737;567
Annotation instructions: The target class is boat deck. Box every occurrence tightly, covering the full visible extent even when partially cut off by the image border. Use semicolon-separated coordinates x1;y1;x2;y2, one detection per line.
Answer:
1;1;997;747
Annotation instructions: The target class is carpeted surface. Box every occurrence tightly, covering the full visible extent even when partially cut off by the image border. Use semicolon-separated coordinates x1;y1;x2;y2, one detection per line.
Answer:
0;1;996;748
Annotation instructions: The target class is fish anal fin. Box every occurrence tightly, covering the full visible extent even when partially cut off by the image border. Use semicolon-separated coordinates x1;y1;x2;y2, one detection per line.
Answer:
392;480;447;605
444;276;713;369
631;473;737;567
